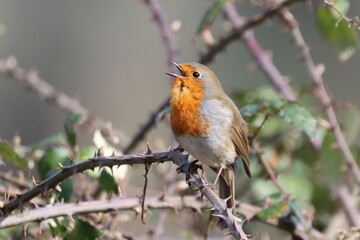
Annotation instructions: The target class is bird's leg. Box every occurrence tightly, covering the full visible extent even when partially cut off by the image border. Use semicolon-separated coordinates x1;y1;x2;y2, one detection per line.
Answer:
213;167;223;186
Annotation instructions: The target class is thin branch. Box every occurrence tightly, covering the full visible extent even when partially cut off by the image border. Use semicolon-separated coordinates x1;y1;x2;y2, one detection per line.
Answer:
144;0;178;65
337;186;360;227
123;0;178;154
281;10;360;186
252;142;289;199
123;99;169;154
0;171;31;190
0;150;175;216
0;147;249;239
199;0;304;68
323;0;360;31
223;2;297;101
0;195;203;229
141;160;152;224
0;57;128;147
0;195;330;240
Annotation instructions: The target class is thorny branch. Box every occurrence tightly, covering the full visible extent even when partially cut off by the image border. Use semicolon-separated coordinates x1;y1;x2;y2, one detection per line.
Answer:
0;150;174;216
0;194;330;240
0;57;128;148
0;147;249;239
0;195;203;229
281;10;360;186
141;151;152;224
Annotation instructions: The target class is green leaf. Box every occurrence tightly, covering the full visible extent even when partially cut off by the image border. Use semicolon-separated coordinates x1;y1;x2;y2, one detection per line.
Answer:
74;147;94;162
333;0;350;18
31;133;66;149
64;113;83;148
289;201;310;231
196;0;226;34
279;174;313;204
316;5;358;60
318;133;345;186
256;201;289;220
99;169;119;194
59;178;73;202
38;147;69;180
67;218;101;240
0;141;27;170
49;218;69;238
279;102;318;139
251;179;278;201
338;103;360;145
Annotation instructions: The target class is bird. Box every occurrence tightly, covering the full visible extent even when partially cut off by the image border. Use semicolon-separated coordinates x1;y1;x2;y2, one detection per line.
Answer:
167;62;250;208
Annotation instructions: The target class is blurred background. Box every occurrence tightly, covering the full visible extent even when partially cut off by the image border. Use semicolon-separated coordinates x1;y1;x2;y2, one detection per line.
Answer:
1;1;360;239
0;0;359;147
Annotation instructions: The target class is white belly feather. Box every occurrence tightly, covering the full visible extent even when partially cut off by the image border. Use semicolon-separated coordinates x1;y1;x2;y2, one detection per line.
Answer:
176;99;236;168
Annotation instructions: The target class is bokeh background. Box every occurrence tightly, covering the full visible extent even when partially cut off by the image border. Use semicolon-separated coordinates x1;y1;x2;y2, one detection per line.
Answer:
0;0;359;147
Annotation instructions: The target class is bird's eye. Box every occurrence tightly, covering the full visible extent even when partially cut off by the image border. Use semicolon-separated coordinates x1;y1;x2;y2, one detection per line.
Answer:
192;72;200;78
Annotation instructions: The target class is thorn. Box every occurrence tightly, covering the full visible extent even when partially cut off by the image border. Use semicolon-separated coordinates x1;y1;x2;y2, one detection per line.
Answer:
68;214;75;223
97;147;105;156
211;213;225;219
110;166;114;176
54;185;62;192
145;142;152;154
93;151;97;158
31;176;37;185
58;162;65;169
111;150;116;157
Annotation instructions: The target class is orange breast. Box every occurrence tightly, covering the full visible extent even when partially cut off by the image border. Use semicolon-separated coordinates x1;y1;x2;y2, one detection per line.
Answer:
170;66;208;136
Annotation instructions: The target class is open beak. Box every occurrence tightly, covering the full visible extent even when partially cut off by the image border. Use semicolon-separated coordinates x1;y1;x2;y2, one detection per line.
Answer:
166;61;186;78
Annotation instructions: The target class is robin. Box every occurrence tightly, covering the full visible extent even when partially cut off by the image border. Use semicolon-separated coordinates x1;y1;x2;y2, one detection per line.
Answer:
167;62;251;208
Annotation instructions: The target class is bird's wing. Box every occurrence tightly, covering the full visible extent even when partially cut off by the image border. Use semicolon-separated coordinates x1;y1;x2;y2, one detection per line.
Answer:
230;105;251;178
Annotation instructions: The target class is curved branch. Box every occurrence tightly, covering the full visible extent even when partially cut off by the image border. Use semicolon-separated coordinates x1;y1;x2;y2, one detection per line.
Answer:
281;10;360;186
199;0;304;65
0;194;330;240
123;0;178;153
0;57;128;147
0;147;249;239
0;150;174;216
0;195;202;229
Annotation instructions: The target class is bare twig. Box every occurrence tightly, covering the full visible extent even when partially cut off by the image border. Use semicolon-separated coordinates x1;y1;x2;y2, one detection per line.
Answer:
0;171;31;190
252;142;289;199
123;0;178;154
223;2;297;101
199;0;304;69
323;0;360;31
123;99;169;154
0;194;330;240
141;159;152;224
0;57;128;147
0;195;202;229
337;186;360;227
281;10;360;186
144;0;178;65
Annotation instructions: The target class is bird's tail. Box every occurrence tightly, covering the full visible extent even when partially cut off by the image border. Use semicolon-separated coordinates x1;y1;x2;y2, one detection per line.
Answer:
219;167;235;209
